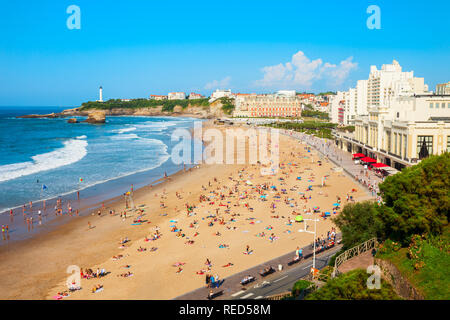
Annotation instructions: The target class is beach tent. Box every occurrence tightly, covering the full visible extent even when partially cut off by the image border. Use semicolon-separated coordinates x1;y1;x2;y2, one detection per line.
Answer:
333;203;340;207
295;215;303;222
324;212;331;216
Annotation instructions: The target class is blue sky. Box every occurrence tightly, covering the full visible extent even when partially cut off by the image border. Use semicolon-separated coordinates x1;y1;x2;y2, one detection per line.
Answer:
0;0;449;106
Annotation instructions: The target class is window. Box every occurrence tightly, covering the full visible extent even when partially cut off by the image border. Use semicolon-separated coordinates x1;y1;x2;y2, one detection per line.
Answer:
442;103;446;109
448;103;450;108
447;136;450;153
417;136;433;158
429;102;433;108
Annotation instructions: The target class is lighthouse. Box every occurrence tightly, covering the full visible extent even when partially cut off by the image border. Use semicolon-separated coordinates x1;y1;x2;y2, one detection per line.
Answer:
99;86;103;102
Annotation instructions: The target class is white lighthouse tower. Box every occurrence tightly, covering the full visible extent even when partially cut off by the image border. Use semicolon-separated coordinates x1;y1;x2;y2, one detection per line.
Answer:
99;86;103;102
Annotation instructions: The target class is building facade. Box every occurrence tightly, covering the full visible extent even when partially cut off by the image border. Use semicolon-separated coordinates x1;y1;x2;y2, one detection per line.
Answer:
189;92;204;99
168;92;186;100
436;82;450;95
335;94;450;170
233;94;302;118
150;94;168;100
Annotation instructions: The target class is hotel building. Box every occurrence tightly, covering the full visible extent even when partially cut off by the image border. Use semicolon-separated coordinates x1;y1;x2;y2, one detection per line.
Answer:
233;92;302;118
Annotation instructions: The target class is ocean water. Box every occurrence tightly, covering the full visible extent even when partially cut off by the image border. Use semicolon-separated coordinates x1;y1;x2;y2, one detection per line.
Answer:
0;107;197;213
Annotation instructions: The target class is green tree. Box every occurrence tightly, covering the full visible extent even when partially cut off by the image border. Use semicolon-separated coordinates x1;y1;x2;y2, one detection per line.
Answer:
306;269;400;300
378;152;450;243
332;201;385;250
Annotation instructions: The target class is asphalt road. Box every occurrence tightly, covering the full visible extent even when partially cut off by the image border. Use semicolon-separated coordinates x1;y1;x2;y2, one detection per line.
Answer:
230;246;342;300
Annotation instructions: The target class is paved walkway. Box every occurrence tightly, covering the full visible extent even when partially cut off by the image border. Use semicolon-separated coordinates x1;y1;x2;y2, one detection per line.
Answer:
280;129;382;197
337;251;374;274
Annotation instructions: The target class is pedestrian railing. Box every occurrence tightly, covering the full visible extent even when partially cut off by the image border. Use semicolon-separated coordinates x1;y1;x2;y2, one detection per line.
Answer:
266;291;292;300
331;237;377;278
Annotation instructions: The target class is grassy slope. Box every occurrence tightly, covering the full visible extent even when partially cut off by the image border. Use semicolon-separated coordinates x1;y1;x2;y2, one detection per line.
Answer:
377;229;450;299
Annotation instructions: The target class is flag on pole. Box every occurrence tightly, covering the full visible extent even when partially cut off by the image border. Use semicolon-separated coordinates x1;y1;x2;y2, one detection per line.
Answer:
42;184;47;190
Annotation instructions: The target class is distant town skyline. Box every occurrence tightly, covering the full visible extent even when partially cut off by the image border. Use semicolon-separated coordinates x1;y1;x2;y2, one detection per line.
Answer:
0;0;449;106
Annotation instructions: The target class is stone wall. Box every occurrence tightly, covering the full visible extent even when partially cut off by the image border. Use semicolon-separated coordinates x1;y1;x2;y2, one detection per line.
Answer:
375;258;424;300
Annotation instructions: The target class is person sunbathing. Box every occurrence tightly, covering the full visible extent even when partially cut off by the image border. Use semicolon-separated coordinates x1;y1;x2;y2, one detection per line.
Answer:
91;284;103;293
137;246;146;252
118;272;133;278
222;262;233;267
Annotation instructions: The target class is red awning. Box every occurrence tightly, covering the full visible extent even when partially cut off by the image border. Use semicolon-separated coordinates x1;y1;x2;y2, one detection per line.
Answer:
352;153;365;158
360;157;377;163
371;163;389;168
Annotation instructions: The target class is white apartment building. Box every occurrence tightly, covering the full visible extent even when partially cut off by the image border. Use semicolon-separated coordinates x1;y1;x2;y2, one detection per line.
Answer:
333;60;449;170
209;89;233;102
168;92;186;100
329;91;345;124
329;60;427;126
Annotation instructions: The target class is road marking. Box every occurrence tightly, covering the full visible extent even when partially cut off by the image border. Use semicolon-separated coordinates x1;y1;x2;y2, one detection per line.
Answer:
303;263;313;270
241;293;254;299
254;296;264;299
231;290;245;297
273;275;288;283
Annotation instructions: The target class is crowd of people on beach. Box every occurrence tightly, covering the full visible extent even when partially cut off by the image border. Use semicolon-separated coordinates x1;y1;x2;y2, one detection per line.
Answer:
22;124;376;300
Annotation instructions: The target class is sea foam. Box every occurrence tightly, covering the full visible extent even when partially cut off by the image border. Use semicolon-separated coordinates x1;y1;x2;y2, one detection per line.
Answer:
0;139;88;183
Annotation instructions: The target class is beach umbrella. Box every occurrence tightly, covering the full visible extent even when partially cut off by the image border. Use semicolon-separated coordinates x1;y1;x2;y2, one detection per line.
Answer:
313;206;319;210
246;180;253;185
295;215;303;222
333;203;340;207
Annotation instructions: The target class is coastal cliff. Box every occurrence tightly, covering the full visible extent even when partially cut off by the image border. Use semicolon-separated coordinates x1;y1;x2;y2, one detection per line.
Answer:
18;99;231;120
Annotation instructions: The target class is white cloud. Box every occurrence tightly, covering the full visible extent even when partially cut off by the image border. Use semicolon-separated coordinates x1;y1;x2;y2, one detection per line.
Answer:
204;76;231;90
254;51;357;89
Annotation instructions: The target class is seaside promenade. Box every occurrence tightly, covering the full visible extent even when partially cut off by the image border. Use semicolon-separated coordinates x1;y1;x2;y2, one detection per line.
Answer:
278;129;383;196
175;234;342;300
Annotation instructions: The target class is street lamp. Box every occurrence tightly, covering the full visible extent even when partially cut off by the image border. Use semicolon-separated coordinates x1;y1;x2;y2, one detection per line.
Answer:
298;217;320;269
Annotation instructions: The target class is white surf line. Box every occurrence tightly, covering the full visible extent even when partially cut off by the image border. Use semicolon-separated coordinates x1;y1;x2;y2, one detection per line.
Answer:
231;290;245;297
254;296;264;300
273;275;288;283
240;293;254;299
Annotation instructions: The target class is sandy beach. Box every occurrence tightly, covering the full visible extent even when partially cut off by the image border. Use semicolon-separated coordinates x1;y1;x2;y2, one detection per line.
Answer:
0;123;370;300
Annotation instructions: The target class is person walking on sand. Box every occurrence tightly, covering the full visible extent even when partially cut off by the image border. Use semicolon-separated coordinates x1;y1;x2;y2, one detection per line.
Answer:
88;221;91;230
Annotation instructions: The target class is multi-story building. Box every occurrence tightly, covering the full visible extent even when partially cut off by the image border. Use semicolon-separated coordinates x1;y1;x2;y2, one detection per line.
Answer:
333;61;449;170
150;94;168;100
233;93;302;118
436;82;450;95
329;91;345;124
209;89;233;102
168;92;186;100
189;92;204;99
